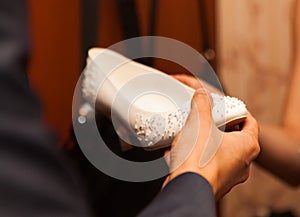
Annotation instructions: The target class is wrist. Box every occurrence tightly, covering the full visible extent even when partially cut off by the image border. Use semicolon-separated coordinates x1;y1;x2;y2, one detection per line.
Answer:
196;167;219;198
169;165;218;197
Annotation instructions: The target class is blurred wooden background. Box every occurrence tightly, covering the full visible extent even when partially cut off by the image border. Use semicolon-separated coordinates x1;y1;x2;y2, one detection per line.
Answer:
28;0;215;145
217;0;300;216
27;0;299;216
28;0;81;144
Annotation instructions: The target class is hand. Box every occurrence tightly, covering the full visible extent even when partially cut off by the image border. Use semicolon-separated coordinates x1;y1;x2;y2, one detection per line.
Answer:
163;89;260;200
173;73;241;131
173;74;224;94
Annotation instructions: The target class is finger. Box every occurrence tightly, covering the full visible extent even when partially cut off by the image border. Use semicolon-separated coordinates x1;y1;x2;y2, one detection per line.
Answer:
182;88;214;152
164;149;171;166
168;88;214;169
172;74;223;96
189;88;213;124
241;112;259;136
172;74;202;89
162;176;171;189
239;112;260;160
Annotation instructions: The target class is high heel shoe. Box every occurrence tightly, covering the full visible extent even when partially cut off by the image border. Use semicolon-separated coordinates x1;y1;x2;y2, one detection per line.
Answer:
82;48;247;150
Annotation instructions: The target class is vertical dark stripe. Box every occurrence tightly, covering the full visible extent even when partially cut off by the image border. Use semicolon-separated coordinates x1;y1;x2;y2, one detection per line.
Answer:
117;0;143;61
118;0;140;39
146;0;158;66
80;0;100;69
149;0;157;36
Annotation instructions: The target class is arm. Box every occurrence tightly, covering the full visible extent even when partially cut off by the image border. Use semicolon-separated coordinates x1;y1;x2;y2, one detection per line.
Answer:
255;1;300;187
138;173;216;217
256;124;300;186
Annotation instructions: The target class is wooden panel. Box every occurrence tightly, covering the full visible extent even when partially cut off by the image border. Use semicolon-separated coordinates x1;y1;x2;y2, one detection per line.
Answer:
152;0;203;73
98;0;123;47
217;0;300;216
28;0;81;144
99;0;216;74
217;0;294;124
27;0;216;145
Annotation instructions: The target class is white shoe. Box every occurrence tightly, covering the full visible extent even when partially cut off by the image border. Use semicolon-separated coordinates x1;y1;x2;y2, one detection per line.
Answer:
82;48;247;150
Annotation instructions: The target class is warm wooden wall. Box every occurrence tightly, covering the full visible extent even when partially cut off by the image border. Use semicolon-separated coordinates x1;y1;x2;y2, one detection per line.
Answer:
28;0;81;144
28;0;215;144
217;0;300;216
99;0;216;73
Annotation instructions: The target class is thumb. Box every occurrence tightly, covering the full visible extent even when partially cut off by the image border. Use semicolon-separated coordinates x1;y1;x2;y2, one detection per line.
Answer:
187;88;213;127
180;88;213;155
167;88;214;172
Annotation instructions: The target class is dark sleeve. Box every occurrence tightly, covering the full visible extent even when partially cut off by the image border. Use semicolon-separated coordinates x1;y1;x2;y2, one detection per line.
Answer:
138;172;216;217
0;0;92;216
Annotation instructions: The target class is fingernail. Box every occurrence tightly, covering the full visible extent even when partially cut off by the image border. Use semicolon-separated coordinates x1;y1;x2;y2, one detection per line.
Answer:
196;88;208;94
